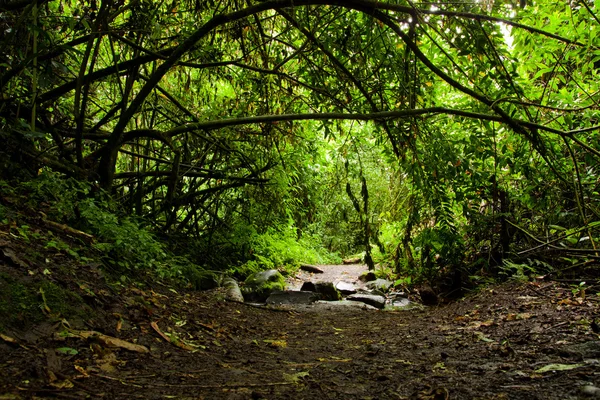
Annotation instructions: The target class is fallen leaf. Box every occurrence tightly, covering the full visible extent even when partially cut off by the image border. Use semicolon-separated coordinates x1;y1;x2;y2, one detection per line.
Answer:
474;331;494;343
535;363;585;373
48;379;74;389
150;321;194;351
0;333;18;345
283;371;309;384
74;364;89;377
263;339;287;348
55;347;78;355
74;330;149;353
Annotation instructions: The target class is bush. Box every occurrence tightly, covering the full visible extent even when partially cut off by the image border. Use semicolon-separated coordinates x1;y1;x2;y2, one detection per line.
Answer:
232;228;341;279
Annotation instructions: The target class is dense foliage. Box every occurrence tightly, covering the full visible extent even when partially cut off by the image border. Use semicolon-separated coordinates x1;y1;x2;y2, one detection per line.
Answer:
1;0;600;288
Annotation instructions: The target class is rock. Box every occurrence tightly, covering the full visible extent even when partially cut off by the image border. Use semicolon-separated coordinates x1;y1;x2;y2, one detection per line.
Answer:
300;264;324;273
335;281;357;295
365;278;393;292
222;278;244;302
313;300;378;310
315;282;342;301
358;271;377;282
385;297;423;311
188;270;220;290
343;257;362;264
581;385;600;397
242;270;286;302
266;290;318;305
347;293;386;309
300;281;316;292
357;287;385;296
420;285;438;305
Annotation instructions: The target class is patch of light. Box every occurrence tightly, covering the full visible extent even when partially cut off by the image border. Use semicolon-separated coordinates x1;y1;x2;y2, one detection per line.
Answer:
499;23;513;50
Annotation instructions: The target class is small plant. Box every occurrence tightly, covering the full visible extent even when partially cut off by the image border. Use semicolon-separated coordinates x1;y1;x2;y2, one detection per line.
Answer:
499;260;536;282
571;282;587;298
45;238;80;259
395;276;412;287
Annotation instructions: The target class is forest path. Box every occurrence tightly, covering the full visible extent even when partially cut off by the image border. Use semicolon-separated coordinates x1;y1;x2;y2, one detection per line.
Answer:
1;280;597;399
286;263;370;291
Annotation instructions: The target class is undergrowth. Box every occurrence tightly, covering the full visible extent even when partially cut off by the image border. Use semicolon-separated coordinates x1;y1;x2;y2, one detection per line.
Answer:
232;228;341;279
0;170;341;285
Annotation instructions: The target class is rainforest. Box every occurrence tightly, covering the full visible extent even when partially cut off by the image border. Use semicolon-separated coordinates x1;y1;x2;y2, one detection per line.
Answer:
1;1;600;398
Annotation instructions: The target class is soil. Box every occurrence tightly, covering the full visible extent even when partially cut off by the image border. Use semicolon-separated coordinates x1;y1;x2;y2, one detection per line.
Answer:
2;223;600;399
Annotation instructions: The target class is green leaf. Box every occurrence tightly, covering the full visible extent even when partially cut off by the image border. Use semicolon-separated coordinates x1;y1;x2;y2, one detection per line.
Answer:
56;347;79;355
535;364;584;373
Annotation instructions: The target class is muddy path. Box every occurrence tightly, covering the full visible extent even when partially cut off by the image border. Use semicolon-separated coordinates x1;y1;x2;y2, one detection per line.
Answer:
2;273;600;399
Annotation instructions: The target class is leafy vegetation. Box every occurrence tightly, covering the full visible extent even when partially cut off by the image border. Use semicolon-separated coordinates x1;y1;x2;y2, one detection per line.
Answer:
1;0;600;290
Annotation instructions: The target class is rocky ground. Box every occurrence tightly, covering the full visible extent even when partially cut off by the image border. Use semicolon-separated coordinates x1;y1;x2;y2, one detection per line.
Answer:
2;247;600;399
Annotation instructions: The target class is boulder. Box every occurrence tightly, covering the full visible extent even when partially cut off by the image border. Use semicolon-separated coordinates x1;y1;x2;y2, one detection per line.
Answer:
300;281;316;292
384;297;423;311
358;271;377;282
242;269;286;302
335;281;357;295
266;290;318;305
343;257;362;264
365;279;393;292
299;281;342;300
222;278;244;302
300;264;324;273
347;293;386;309
315;282;342;301
184;267;220;290
420;285;438;305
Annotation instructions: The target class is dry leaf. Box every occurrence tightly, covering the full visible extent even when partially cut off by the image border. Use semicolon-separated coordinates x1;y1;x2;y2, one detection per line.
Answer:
150;321;194;351
74;330;149;353
0;333;18;345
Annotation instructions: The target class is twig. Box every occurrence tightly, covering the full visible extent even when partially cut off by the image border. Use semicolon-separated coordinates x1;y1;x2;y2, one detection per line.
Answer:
93;373;143;388
546;321;569;331
526;285;553;298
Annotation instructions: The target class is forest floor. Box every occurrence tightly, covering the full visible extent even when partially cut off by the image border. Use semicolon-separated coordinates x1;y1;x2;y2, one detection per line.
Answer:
2;224;600;399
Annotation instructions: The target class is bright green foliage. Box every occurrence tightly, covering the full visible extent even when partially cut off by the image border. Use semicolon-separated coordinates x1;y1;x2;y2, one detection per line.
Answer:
233;228;341;279
2;0;600;287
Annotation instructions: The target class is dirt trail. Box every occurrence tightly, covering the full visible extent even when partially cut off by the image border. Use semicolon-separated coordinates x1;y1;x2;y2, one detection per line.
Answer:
2;277;599;399
286;263;370;291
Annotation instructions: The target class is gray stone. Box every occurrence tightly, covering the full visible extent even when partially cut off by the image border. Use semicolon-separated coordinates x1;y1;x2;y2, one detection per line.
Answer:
384;297;423;311
266;290;318;305
315;282;342;301
365;278;393;292
335;281;357;295
300;281;316;292
300;264;324;273
347;293;386;309
358;271;377;282
314;300;378;310
581;385;600;397
222;278;244;302
242;269;286;302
